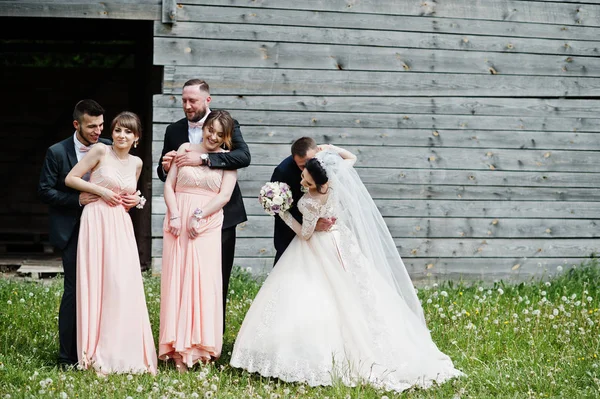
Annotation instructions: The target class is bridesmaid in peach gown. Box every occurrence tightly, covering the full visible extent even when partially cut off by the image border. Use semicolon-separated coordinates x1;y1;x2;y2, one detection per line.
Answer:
159;110;238;372
65;112;157;375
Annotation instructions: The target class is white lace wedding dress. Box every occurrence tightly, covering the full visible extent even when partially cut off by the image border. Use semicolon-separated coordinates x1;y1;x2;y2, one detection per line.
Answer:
230;152;463;392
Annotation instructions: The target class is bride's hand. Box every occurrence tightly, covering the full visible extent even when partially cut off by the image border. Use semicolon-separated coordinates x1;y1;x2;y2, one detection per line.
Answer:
100;188;122;207
315;217;336;232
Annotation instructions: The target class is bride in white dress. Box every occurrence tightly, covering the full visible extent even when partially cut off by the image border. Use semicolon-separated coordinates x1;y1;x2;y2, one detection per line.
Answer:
230;145;463;392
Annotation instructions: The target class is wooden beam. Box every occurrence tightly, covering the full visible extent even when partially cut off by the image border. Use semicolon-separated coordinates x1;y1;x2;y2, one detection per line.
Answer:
0;1;162;20
162;0;177;23
179;1;600;28
161;67;600;97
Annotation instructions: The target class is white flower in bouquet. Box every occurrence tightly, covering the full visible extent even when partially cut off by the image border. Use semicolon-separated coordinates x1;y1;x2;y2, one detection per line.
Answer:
259;181;293;215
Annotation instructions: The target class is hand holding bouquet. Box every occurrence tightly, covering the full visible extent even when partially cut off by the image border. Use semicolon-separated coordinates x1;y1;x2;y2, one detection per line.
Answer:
259;182;293;215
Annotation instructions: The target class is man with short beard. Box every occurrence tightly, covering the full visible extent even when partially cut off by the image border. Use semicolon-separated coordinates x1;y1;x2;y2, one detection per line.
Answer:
157;79;250;333
38;99;111;368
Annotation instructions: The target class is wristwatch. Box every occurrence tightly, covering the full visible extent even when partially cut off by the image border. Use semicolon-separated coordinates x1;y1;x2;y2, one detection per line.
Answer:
200;153;209;165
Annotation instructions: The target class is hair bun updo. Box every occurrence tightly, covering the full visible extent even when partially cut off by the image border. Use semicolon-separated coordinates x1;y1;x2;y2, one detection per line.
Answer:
305;157;329;193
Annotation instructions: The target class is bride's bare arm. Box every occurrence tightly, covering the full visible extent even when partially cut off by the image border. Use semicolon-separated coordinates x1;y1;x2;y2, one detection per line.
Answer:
319;144;357;166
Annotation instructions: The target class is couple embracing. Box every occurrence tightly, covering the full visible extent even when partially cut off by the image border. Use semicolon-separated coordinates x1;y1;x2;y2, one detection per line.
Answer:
230;137;464;392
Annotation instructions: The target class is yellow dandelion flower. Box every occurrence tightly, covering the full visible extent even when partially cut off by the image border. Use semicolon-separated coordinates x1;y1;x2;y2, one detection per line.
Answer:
459;292;463;296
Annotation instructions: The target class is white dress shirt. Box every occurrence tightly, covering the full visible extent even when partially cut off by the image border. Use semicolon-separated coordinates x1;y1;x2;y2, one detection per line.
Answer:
188;108;211;144
73;132;93;162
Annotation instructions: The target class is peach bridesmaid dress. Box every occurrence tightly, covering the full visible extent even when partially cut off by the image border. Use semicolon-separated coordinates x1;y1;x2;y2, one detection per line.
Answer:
159;164;224;366
77;146;157;375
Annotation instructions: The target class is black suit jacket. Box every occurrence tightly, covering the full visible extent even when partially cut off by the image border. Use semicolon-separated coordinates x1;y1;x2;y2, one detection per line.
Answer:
271;155;303;261
157;116;250;229
38;136;111;249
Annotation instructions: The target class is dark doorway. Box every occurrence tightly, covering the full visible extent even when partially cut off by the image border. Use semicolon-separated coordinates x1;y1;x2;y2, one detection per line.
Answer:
0;17;161;269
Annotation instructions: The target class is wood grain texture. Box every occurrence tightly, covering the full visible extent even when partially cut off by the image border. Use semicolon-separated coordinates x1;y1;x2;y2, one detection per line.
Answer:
151;195;600;220
154;17;600;44
153;108;600;133
161;67;600;97
151;255;586;282
151;142;600;173
149;163;600;189
150;236;600;258
154;37;600;77
177;1;600;28
150;214;600;239
153;95;600;118
0;1;161;19
149;1;600;276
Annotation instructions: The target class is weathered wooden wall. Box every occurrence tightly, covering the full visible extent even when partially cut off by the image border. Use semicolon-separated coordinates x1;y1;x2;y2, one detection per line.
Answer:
0;0;161;20
151;0;600;282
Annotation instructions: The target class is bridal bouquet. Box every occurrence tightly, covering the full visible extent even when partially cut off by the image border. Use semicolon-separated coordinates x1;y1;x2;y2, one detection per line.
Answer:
259;181;293;215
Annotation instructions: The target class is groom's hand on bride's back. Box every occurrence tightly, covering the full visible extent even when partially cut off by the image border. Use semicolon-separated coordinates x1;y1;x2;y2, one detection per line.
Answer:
315;217;336;232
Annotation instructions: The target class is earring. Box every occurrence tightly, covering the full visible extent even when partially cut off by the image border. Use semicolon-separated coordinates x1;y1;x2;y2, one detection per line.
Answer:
134;140;138;149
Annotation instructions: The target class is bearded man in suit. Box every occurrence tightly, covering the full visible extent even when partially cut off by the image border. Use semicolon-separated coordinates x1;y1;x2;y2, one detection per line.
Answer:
157;79;250;332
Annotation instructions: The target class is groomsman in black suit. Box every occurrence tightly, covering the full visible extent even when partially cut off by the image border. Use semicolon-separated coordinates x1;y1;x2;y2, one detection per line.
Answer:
270;137;334;265
38;99;111;367
157;79;250;331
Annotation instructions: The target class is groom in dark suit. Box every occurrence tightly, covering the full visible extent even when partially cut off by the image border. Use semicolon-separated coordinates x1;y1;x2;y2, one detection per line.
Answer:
271;137;334;265
157;79;250;331
38;99;111;367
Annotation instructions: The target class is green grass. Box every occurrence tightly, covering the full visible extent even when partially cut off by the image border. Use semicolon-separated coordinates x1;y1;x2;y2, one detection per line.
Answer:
1;260;600;398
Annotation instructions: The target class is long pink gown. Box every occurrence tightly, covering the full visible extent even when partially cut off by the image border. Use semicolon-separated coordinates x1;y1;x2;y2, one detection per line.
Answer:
159;164;224;366
77;147;157;375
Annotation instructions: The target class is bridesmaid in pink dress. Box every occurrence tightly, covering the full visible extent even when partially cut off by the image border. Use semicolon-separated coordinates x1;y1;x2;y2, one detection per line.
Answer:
65;112;157;375
159;110;238;372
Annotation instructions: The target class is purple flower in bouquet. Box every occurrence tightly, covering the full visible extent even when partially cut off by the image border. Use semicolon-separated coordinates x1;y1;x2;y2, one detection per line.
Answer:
259;181;293;216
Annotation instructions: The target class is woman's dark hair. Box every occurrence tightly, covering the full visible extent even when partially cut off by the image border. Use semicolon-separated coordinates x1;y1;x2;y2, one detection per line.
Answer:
305;158;329;194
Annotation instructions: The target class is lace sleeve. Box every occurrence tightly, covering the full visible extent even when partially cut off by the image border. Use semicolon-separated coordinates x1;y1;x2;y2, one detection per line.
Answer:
279;198;322;240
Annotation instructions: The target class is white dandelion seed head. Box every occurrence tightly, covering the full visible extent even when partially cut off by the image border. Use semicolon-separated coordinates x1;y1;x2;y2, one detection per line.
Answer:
557;265;563;272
